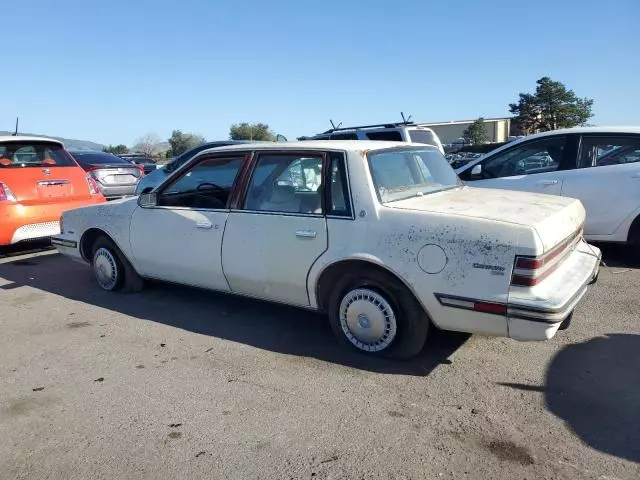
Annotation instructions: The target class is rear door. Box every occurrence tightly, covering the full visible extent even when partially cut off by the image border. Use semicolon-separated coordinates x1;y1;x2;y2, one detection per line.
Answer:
561;134;640;237
0;141;92;202
458;135;574;196
222;151;329;307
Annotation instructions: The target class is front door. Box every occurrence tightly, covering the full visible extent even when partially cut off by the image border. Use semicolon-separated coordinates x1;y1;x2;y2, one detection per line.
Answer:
222;152;329;307
461;136;570;196
129;154;246;290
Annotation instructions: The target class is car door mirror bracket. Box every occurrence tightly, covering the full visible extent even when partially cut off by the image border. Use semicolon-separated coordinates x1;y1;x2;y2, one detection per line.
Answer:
138;192;158;208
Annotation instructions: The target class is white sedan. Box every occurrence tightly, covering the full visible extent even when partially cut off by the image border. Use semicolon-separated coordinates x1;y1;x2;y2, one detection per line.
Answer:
456;126;640;254
52;141;600;359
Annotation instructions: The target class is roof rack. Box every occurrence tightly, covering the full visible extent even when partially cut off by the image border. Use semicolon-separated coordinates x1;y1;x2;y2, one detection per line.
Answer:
321;121;416;134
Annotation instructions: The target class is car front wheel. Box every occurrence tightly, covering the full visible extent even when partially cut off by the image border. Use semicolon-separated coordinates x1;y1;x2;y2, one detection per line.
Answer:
328;269;429;359
91;236;144;293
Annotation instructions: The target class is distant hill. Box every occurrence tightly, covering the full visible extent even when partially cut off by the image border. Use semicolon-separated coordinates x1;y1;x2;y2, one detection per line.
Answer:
0;131;104;151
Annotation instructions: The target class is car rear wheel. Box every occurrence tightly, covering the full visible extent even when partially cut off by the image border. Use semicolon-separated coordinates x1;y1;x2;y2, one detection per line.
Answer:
91;236;144;293
327;268;429;359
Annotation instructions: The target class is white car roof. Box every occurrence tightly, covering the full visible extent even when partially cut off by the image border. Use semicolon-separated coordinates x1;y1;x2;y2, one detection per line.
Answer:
457;126;640;172
197;140;436;154
0;135;64;145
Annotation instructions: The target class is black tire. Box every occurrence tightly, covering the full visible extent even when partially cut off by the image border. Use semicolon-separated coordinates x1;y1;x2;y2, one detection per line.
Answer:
628;217;640;260
327;268;429;359
91;236;144;293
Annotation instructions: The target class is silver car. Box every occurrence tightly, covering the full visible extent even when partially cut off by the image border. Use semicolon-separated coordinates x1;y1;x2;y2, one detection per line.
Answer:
70;151;143;200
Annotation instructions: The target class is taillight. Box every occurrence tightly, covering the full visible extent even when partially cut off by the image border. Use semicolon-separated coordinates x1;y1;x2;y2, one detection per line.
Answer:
511;227;583;287
136;164;145;176
0;182;17;201
86;174;100;195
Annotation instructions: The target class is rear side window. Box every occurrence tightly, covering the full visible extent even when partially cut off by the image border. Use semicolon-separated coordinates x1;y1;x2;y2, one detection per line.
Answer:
71;152;132;167
579;136;640;167
409;130;438;146
366;131;403;141
0;142;77;167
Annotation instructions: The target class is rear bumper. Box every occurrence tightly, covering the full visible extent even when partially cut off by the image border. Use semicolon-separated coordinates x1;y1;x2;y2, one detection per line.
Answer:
0;197;105;246
507;240;601;341
98;184;137;199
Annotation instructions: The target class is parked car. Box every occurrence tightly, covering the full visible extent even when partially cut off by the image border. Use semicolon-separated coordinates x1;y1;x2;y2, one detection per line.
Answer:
455;127;640;252
299;122;445;154
134;140;253;195
69;150;143;200
0;136;105;247
52;141;600;359
118;154;158;175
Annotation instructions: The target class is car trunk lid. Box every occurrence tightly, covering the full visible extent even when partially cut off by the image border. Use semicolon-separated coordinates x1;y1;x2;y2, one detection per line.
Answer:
88;164;142;186
387;186;585;254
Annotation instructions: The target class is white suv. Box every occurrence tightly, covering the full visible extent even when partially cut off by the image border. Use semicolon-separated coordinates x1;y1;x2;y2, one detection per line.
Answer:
300;122;445;154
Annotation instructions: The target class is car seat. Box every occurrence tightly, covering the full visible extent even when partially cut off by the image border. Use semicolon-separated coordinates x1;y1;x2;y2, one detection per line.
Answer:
260;184;301;213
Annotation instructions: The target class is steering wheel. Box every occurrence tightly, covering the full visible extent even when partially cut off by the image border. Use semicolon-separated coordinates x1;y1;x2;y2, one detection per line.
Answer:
194;182;225;209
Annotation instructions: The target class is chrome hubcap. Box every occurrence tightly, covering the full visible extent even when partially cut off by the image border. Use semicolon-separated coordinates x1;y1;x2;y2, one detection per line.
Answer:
93;247;118;290
339;288;397;352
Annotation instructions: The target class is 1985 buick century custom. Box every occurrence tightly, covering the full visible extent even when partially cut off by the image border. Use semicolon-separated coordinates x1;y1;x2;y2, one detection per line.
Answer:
52;141;601;359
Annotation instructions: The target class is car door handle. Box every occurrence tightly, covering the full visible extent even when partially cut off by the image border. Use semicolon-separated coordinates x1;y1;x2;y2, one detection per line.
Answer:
295;229;317;238
536;179;558;186
631;172;640;179
196;221;212;229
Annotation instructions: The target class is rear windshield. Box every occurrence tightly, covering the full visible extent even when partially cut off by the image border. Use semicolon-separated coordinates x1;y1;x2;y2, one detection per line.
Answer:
367;147;459;203
71;151;131;167
0;142;77;168
408;130;438;146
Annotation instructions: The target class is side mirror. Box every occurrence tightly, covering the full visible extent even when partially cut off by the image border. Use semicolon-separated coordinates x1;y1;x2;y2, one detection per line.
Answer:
470;164;483;178
138;192;157;207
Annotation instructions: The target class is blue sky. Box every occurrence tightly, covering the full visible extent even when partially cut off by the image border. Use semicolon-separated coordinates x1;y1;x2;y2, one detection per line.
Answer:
3;0;639;146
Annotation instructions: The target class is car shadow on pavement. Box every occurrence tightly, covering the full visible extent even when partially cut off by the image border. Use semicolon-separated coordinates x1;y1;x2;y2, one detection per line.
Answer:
500;333;640;463
595;243;639;269
0;253;469;376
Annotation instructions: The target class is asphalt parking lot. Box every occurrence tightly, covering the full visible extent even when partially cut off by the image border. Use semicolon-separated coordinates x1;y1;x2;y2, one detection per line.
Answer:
0;244;638;479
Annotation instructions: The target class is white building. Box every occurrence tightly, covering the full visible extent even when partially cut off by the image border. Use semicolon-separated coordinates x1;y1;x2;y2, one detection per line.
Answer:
416;117;511;145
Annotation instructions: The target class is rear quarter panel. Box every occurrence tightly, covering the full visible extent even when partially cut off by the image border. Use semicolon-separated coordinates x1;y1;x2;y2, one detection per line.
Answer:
307;149;525;337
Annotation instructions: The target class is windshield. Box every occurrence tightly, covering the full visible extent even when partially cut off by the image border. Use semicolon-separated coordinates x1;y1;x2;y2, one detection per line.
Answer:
367;147;459;203
0;142;77;168
71;151;132;167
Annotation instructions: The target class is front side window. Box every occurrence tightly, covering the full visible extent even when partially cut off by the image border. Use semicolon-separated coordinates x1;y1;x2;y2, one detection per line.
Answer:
157;156;243;209
579;136;640;167
367;147;458;203
329;133;358;140
366;131;403;141
480;136;566;178
0;142;77;167
244;154;324;214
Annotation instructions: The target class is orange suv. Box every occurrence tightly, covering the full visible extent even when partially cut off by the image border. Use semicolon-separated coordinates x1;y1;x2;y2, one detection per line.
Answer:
0;136;105;247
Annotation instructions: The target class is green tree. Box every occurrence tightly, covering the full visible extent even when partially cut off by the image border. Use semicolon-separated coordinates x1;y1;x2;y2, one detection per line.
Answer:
168;130;206;157
229;122;275;141
462;117;488;145
509;77;594;134
103;144;129;155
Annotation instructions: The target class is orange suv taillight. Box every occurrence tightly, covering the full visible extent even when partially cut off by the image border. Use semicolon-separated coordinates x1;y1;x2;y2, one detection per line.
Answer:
0;182;16;201
86;174;100;195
